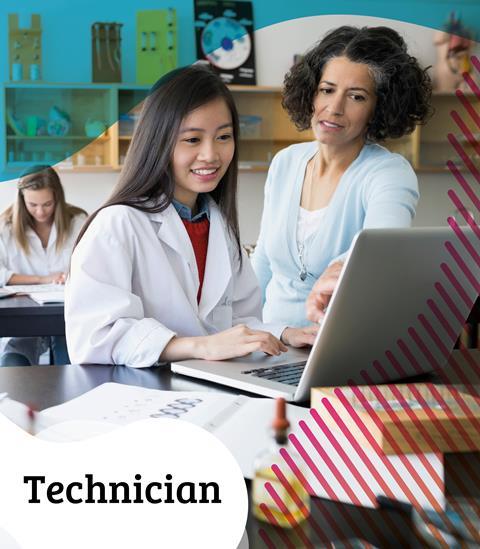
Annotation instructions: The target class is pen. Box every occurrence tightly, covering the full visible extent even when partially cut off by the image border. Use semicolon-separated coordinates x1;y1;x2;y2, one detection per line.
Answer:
27;406;36;436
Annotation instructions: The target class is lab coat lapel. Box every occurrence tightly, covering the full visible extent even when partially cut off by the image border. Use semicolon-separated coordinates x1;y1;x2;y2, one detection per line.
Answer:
199;201;232;318
26;223;57;253
153;205;199;309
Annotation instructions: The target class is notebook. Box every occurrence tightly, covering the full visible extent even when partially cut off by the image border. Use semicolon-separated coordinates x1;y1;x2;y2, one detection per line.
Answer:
29;291;65;305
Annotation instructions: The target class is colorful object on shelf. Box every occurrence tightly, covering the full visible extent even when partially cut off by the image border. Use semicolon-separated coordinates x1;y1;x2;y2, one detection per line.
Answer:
433;12;477;92
29;63;41;81
47;106;71;136
92;22;123;83
136;9;178;84
6;109;26;136
239;115;262;138
194;0;256;85
26;115;46;137
8;14;42;82
12;63;23;81
84;119;107;138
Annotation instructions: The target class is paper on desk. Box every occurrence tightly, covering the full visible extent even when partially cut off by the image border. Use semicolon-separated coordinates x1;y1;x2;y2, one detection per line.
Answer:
41;383;445;510
43;384;301;470
3;284;64;304
7;283;64;294
43;384;247;427
0;287;18;298
29;291;65;304
0;397;57;433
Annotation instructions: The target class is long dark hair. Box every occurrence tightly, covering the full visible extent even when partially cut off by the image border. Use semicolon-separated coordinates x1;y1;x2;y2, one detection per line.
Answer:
75;65;241;257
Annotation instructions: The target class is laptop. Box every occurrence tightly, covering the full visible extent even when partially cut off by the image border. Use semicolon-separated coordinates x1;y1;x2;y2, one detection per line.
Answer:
171;227;479;402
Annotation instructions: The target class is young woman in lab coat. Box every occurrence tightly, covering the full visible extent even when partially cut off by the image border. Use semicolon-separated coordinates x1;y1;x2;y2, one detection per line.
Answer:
66;65;316;368
0;165;87;366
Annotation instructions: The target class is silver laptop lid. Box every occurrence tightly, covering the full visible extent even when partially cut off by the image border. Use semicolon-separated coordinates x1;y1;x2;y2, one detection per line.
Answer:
294;227;478;400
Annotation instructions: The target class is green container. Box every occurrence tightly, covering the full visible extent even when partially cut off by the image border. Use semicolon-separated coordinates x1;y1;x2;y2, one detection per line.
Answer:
136;9;178;84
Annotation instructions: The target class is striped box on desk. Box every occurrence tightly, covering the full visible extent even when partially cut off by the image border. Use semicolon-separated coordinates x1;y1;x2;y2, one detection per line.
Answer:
311;384;480;455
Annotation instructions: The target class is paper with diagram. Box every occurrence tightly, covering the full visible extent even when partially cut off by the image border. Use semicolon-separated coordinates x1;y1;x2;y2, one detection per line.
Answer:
40;383;444;509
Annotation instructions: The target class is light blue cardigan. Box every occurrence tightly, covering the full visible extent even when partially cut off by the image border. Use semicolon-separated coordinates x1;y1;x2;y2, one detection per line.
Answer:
250;141;419;327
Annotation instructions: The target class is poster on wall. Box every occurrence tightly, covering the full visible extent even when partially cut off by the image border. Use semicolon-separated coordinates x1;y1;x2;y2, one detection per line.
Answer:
194;0;256;85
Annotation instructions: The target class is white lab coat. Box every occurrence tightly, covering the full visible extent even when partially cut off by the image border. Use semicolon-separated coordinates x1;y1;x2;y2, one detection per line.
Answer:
0;213;87;364
65;198;285;368
0;213;87;286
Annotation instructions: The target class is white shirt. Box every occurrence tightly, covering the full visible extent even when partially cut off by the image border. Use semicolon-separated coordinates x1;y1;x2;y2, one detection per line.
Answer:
65;199;285;368
296;206;327;249
0;213;87;286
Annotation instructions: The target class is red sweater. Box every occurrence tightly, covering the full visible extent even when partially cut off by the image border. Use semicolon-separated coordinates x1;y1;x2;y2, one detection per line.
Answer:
182;218;210;303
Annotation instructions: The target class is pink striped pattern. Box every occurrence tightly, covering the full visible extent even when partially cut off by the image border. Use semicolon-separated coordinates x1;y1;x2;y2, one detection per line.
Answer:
254;61;480;547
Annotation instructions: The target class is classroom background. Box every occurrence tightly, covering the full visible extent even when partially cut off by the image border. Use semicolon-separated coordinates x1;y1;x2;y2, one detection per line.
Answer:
0;1;479;245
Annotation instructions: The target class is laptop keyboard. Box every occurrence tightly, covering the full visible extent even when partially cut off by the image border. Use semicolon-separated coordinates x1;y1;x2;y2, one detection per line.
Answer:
242;361;307;386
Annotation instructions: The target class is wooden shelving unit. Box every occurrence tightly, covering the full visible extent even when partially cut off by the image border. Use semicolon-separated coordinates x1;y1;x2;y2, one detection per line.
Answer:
1;84;477;175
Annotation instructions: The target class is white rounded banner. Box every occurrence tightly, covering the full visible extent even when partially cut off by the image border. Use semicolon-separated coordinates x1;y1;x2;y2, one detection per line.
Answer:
0;414;248;548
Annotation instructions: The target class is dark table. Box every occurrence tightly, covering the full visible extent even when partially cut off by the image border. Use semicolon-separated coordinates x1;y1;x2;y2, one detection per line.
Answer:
0;361;249;410
0;295;65;337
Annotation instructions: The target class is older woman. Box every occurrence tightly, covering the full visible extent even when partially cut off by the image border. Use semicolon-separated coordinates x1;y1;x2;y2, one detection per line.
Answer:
251;26;432;338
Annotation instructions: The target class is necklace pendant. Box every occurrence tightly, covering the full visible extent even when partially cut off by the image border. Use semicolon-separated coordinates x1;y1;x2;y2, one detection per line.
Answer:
299;269;307;281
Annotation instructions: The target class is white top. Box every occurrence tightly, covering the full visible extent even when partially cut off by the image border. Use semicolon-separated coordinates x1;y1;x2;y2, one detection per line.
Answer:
0;213;87;286
296;206;327;249
65;198;285;368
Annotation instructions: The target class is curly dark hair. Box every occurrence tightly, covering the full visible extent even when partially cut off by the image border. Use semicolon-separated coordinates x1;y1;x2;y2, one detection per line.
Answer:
282;26;433;141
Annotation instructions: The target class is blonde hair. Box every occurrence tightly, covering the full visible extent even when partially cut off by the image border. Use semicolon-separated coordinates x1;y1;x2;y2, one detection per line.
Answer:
1;165;87;254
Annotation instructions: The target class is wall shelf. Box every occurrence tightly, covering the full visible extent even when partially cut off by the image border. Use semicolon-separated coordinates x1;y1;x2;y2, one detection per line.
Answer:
2;83;476;176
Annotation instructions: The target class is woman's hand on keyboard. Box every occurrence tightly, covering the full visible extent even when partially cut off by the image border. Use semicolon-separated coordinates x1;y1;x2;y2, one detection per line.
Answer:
161;324;288;362
198;325;288;360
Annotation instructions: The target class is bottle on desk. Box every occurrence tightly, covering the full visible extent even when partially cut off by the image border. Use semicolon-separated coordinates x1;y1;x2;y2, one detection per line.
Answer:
252;398;310;528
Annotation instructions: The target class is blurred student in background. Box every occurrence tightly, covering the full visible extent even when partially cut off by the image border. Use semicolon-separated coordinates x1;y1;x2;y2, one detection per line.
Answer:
0;165;87;366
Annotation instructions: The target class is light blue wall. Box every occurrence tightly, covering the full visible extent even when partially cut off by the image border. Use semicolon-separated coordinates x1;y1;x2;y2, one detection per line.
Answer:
1;0;478;83
252;0;480;36
1;0;196;83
